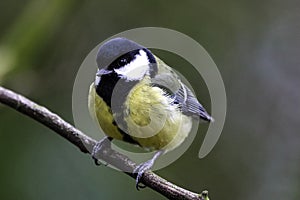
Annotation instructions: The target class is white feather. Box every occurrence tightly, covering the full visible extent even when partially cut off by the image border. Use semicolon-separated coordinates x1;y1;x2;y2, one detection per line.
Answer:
114;50;150;80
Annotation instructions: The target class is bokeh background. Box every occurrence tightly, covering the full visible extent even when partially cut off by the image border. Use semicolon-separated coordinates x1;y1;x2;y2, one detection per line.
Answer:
1;0;299;199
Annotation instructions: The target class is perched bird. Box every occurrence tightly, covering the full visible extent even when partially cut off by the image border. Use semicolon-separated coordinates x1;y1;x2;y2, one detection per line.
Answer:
88;37;213;189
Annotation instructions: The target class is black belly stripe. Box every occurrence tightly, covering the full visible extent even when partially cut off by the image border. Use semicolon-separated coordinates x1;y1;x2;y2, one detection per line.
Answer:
112;120;140;145
122;130;141;145
96;74;141;145
95;48;157;145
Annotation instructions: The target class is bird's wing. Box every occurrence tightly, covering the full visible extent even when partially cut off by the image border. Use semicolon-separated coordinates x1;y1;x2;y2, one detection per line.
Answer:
152;56;213;121
175;83;213;121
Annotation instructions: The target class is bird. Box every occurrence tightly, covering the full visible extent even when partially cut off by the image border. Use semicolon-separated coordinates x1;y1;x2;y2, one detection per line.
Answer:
88;37;213;189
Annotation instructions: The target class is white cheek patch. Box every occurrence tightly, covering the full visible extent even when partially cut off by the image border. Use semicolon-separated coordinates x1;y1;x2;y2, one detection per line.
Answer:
114;50;150;81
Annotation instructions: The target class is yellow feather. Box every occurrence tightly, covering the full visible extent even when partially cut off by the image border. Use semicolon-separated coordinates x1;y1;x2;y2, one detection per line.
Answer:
124;77;192;151
88;83;123;140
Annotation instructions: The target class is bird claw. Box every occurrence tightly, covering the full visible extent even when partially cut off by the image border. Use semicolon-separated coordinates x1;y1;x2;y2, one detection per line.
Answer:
133;150;164;190
91;137;111;166
133;159;154;190
94;159;102;166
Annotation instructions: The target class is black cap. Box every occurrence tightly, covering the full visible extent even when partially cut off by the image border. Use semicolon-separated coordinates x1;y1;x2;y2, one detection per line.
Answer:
96;37;145;69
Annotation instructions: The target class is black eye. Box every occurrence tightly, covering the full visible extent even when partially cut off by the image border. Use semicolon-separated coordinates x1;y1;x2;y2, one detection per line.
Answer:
118;58;127;66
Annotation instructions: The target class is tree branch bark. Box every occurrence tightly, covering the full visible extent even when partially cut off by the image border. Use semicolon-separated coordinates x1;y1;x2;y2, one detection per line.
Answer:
0;86;209;200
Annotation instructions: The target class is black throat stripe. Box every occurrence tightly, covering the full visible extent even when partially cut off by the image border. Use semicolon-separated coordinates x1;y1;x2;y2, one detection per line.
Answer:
95;48;157;107
95;48;157;144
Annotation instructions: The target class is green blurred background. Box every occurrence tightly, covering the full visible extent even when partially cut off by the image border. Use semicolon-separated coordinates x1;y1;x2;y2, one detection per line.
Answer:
1;0;299;199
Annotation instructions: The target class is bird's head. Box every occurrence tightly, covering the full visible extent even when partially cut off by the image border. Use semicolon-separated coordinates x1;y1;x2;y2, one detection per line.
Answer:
95;37;157;85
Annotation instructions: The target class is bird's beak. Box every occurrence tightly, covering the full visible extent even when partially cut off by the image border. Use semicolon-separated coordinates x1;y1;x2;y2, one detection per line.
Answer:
96;69;111;76
96;70;102;77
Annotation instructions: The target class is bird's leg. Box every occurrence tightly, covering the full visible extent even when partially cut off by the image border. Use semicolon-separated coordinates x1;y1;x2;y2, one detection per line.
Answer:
91;136;112;166
133;150;165;190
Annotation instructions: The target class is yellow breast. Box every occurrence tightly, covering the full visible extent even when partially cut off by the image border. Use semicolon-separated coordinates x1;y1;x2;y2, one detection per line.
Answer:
88;78;192;152
124;77;192;151
88;83;123;140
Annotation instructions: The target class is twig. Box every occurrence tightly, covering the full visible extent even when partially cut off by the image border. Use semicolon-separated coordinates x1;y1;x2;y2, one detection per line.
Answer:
0;86;208;200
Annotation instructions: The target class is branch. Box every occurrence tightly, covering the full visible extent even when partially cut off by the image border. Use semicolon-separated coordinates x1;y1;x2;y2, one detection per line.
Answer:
0;86;209;200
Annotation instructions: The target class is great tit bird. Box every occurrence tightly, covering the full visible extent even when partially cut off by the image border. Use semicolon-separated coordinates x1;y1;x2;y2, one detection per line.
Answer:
88;37;213;189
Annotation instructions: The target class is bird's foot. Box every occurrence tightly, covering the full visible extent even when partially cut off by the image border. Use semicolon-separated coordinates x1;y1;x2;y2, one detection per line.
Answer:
91;136;112;166
133;150;164;190
133;159;154;190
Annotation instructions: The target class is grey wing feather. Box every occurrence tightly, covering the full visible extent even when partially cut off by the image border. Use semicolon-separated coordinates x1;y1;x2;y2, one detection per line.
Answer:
152;75;213;121
152;56;213;121
175;83;213;122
